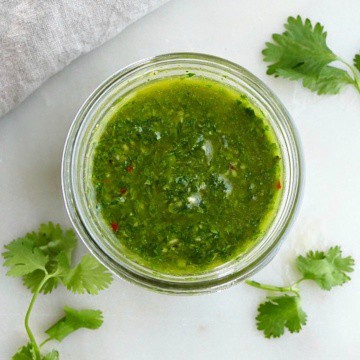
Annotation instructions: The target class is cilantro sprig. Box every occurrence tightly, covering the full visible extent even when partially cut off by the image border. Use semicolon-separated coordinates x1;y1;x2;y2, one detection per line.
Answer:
2;222;113;360
246;246;354;338
263;16;360;95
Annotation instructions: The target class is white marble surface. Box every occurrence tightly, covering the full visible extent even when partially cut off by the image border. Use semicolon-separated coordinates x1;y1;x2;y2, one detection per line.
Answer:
1;0;360;359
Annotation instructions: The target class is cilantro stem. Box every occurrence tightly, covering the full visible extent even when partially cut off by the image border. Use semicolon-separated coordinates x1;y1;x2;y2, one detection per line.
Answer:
292;278;305;287
338;58;360;95
39;337;52;348
245;279;300;295
24;273;50;360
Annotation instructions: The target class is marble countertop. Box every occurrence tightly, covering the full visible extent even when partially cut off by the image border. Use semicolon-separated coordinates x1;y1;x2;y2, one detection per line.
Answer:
1;0;359;359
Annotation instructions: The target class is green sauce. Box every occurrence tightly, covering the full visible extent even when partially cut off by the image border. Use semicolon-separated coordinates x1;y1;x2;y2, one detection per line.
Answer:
92;76;282;275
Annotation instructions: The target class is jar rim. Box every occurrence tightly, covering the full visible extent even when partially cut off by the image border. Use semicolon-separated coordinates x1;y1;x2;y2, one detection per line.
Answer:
61;52;303;294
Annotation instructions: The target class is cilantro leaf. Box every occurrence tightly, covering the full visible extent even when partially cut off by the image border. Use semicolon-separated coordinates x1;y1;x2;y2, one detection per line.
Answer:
12;343;35;360
256;295;307;338
3;237;48;277
27;222;77;261
6;223;75;293
22;269;58;294
62;254;113;295
247;245;354;338
263;16;356;94
4;223;111;359
42;350;59;360
276;65;353;94
23;252;70;294
3;223;112;298
45;306;103;342
297;246;354;290
263;16;336;74
354;54;360;72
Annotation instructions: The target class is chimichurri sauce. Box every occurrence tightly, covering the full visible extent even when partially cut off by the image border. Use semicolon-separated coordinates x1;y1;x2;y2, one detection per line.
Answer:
92;77;282;275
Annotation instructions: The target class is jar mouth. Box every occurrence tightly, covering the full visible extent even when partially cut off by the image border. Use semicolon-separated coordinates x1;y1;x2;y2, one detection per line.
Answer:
62;52;303;294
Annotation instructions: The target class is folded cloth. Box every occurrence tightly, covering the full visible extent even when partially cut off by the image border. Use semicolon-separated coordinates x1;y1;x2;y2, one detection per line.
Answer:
0;0;168;117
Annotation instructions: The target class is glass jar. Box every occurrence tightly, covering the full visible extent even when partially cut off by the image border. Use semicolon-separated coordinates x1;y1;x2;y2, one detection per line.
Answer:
62;53;302;294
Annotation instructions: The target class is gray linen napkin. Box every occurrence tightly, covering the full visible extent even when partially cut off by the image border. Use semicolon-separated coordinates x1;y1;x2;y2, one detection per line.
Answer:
0;0;168;117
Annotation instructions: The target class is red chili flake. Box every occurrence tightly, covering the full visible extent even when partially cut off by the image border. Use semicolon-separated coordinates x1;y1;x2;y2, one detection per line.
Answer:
276;180;282;189
126;165;134;173
229;163;236;170
120;188;127;195
111;222;119;232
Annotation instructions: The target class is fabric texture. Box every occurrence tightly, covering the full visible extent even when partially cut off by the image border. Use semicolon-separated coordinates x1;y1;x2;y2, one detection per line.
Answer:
0;0;168;117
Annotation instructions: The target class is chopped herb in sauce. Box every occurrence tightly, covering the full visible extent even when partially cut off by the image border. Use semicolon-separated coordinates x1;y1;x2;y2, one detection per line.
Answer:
92;77;282;275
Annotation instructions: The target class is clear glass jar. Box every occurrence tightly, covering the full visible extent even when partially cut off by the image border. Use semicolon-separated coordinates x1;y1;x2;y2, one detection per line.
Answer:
62;53;302;294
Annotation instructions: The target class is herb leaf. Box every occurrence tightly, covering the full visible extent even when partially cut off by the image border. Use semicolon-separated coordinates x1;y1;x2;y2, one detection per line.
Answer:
263;16;336;74
22;269;58;294
3;223;77;293
247;246;354;338
12;343;35;360
45;306;103;342
3;237;48;277
62;254;113;295
27;222;77;261
256;295;307;338
276;65;353;94
263;16;359;95
23;252;70;294
4;223;113;358
354;54;360;72
297;246;354;290
42;351;59;360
